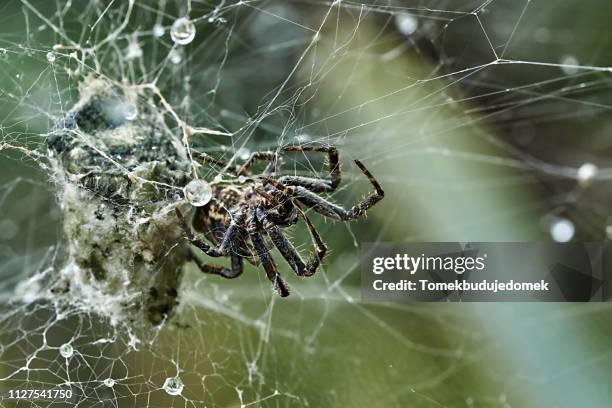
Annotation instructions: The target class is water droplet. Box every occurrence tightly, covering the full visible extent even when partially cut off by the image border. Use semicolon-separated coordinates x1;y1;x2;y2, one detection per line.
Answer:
605;224;612;240
124;104;138;121
153;24;165;38
46;51;56;62
237;147;250;160
171;18;196;45
103;378;115;387
395;13;418;36
238;175;246;183
169;49;182;64
560;55;579;75
577;163;598;187
550;218;574;242
184;179;212;207
213;174;223;183
163;376;184;396
59;343;74;358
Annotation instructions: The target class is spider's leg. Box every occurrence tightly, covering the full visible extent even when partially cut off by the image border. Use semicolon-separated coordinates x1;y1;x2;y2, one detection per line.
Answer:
237;151;278;176
263;156;282;175
281;145;340;192
296;205;327;275
196;153;245;176
175;208;240;257
258;207;326;277
191;251;243;279
276;176;336;193
247;210;290;297
266;160;383;220
295;186;382;221
250;231;290;297
310;159;383;220
343;159;385;219
265;225;305;273
197;152;229;168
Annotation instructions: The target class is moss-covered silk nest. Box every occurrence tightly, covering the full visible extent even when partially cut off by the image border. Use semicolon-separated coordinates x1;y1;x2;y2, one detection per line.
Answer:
48;78;193;325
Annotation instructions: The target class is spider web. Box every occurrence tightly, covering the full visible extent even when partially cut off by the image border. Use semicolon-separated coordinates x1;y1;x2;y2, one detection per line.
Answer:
1;0;612;407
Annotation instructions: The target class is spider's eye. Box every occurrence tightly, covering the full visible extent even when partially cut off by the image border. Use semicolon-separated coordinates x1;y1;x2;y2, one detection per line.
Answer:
184;179;212;207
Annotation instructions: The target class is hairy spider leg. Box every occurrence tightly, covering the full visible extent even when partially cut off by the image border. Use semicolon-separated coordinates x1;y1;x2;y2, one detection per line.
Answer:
197;152;229;168
256;205;327;277
175;208;240;257
177;208;248;278
247;208;290;297
196;152;245;176
236;151;278;176
197;152;278;177
295;204;328;275
279;145;341;192
265;159;384;221
191;251;244;279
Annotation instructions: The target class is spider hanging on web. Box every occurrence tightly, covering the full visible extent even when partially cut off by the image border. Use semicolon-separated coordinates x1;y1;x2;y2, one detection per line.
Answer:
176;145;385;296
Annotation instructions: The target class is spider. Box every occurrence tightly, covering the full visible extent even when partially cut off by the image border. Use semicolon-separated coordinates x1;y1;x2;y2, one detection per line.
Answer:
175;145;384;297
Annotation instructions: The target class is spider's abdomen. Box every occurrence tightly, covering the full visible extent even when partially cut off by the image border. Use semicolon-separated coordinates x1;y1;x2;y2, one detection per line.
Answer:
193;203;228;244
193;185;243;243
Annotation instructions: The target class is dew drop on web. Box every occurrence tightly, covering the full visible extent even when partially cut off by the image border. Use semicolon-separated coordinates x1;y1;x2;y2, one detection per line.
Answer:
163;376;184;396
606;224;612;240
395;13;418;36
103;378;115;387
184;179;212;207
169;49;182;65
576;162;597;187
171;17;196;45
560;55;579;75
550;218;574;242
153;23;165;38
59;343;74;358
